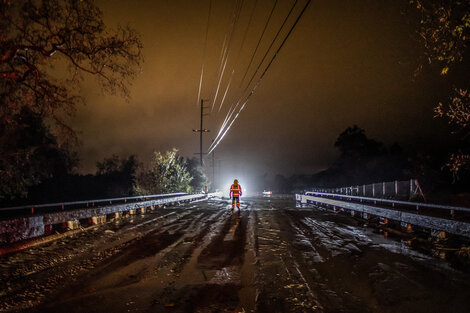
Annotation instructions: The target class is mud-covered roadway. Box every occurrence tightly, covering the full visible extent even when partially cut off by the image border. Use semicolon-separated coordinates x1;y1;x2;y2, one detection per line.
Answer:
1;196;469;313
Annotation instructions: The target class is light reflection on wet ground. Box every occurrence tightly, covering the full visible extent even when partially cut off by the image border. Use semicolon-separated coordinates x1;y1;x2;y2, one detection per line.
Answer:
0;196;469;313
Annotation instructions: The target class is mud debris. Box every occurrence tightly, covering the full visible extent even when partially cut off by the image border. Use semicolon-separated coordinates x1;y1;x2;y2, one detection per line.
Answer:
0;197;469;313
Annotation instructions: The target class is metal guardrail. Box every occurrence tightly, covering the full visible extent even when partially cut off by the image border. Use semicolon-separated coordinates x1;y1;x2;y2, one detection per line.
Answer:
0;192;221;246
309;179;425;201
296;193;470;238
304;191;470;215
0;193;188;215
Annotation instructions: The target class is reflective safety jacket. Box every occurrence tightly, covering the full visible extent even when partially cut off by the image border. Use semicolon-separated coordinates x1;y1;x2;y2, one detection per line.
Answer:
230;184;242;197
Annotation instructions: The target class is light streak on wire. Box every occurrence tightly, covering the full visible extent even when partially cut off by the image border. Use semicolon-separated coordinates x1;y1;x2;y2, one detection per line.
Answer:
208;101;247;154
209;0;312;154
245;0;298;89
212;50;230;110
211;0;244;112
215;0;258;113
239;0;279;88
218;69;234;112
196;0;212;106
196;65;204;106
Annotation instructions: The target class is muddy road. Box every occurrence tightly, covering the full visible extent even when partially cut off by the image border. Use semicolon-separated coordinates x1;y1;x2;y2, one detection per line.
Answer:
1;196;469;313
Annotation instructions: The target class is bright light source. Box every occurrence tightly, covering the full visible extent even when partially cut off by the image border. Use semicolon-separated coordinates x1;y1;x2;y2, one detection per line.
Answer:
220;175;254;197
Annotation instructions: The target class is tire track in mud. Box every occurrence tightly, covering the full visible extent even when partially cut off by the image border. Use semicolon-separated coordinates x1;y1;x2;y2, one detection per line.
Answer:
281;209;371;313
0;207;198;313
254;209;323;313
281;208;470;313
148;206;255;313
34;208;217;312
5;197;469;313
32;203;244;313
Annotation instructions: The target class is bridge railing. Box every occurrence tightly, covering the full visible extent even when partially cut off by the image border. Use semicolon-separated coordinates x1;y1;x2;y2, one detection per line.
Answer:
302;191;470;215
296;191;470;238
0;192;222;248
0;193;189;217
309;179;425;201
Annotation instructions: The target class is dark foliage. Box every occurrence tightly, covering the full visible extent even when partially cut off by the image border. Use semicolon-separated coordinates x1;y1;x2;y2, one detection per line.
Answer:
186;157;209;192
0;0;143;200
272;126;469;196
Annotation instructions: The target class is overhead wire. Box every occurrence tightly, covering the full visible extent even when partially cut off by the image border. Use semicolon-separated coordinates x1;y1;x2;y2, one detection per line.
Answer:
245;0;299;90
211;0;244;112
209;0;312;154
196;0;213;106
238;0;279;88
216;0;258;112
211;0;293;150
209;0;235;111
214;0;269;140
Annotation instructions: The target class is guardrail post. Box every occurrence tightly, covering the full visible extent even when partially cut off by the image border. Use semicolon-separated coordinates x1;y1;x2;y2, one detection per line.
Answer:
394;180;398;196
451;209;455;219
406;224;413;233
382;182;385;197
67;220;79;230
372;184;375;197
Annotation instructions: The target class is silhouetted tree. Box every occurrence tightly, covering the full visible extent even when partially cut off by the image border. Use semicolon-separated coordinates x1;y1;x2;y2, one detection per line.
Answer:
186;157;208;192
0;107;78;200
96;155;121;175
310;126;409;187
0;0;143;199
95;154;139;196
334;125;384;159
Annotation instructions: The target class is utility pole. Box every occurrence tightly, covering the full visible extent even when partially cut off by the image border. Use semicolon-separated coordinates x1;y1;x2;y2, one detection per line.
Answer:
212;151;215;186
192;99;210;167
211;149;215;191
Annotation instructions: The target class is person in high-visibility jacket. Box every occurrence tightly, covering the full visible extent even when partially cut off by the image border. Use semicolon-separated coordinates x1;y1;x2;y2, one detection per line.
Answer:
229;179;242;210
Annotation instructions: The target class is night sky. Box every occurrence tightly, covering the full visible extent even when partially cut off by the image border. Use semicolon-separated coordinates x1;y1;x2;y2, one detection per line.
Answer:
72;0;451;187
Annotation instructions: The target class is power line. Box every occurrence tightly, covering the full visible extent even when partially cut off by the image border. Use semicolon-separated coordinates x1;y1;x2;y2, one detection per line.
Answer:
192;99;211;166
211;0;245;112
238;0;279;88
211;0;297;150
216;0;258;112
196;0;213;106
209;0;312;154
245;0;299;90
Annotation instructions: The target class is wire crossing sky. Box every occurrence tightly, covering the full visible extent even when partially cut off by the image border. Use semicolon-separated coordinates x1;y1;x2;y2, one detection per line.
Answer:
72;0;452;179
207;0;312;155
196;0;212;107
